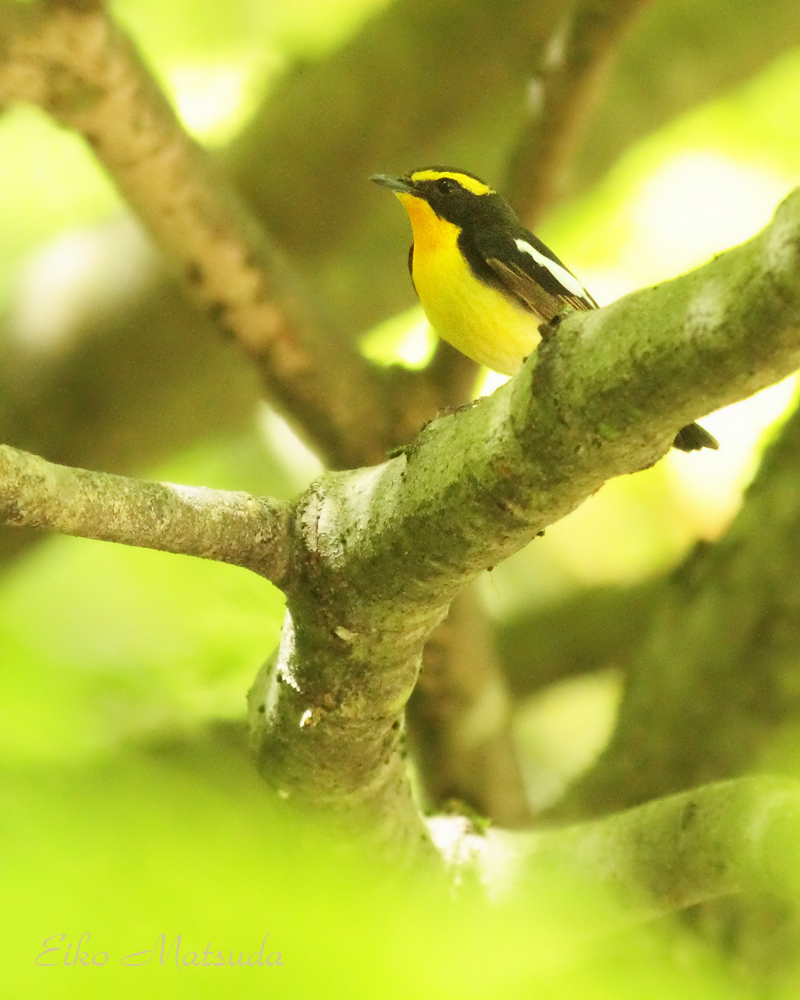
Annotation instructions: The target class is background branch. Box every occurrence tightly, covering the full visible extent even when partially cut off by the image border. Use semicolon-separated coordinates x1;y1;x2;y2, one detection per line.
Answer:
234;0;800;337
407;586;532;826
496;580;661;696
572;0;800;201
0;0;583;825
5;2;800;992
504;0;651;226
555;394;800;819
0;0;400;469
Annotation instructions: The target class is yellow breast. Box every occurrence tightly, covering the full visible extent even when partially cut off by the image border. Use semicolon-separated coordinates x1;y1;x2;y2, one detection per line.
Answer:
397;193;541;376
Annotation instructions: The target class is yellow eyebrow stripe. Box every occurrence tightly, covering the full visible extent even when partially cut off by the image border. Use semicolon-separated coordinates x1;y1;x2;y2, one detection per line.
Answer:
410;170;493;196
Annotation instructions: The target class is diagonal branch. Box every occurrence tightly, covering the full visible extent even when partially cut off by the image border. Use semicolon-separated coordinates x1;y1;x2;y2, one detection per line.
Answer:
294;187;800;624
505;0;652;226
0;0;398;468
0;443;291;582
0;0;797;483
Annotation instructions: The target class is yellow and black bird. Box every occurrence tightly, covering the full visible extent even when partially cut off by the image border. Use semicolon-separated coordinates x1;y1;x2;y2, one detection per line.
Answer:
371;166;717;453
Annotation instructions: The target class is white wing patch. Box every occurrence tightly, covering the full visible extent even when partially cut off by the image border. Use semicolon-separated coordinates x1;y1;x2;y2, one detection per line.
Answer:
514;238;588;299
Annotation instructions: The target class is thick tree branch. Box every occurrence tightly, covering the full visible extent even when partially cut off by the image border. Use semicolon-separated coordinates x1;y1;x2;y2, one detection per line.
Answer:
505;0;651;226
0;0;595;827
2;0;799;853
0;443;291;581
372;1;645;818
248;189;800;846
0;0;637;828
290;187;800;620
0;0;796;492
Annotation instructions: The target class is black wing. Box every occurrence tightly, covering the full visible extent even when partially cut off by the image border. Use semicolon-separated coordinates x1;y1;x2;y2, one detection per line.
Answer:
463;226;597;322
462;222;718;453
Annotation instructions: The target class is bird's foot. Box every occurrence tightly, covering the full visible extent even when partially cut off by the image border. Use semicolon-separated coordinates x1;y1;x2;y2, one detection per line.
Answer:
538;313;563;343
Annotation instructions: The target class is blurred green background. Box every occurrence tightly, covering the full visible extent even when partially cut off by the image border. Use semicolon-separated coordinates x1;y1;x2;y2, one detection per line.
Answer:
2;0;800;996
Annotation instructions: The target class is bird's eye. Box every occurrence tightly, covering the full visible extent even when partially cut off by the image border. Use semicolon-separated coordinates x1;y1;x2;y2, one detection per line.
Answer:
435;177;457;195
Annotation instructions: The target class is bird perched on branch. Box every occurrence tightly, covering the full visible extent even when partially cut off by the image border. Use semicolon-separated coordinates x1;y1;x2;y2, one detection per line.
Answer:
371;166;717;453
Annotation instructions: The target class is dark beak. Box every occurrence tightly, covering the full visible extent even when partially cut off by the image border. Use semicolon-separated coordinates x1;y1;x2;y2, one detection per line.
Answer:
370;173;416;195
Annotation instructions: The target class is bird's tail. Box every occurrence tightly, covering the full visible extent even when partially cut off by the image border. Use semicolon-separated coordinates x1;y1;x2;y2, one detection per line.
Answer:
673;422;719;452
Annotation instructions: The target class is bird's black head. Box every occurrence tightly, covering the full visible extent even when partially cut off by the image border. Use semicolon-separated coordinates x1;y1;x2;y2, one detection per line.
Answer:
371;167;518;230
